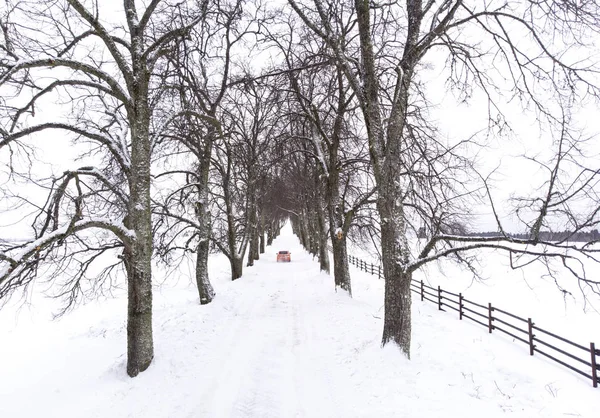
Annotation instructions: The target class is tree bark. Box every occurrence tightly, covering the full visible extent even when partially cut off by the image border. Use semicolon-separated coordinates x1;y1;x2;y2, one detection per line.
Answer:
195;173;214;304
125;66;154;376
315;181;330;274
231;256;243;281
259;205;265;254
123;238;154;377
195;235;215;304
299;211;309;249
247;184;259;266
378;183;412;355
193;126;216;304
330;235;351;295
381;259;412;355
317;213;330;274
267;225;273;245
354;0;417;355
327;167;351;293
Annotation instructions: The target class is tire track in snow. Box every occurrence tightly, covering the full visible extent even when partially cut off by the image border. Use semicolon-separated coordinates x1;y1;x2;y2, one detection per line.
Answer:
200;248;348;417
203;280;299;418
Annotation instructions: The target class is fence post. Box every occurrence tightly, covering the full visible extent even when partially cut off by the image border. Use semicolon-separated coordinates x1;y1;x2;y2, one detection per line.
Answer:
420;280;424;301
437;286;442;310
591;342;598;388
488;303;493;333
370;263;373;275
527;318;535;356
378;265;381;280
459;293;463;320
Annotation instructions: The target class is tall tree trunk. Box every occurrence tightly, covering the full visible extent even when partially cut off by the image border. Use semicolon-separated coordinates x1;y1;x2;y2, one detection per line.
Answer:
354;0;419;355
299;212;309;249
259;205;265;254
123;239;154;377
125;72;154;377
377;165;412;355
223;161;242;281
195;236;215;304
330;233;351;295
315;183;330;274
247;185;259;266
381;244;412;355
317;216;330;274
327;169;351;293
267;223;274;245
194;129;215;305
252;229;259;261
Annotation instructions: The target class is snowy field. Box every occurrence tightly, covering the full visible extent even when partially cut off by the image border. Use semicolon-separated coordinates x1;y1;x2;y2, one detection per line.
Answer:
1;224;599;417
351;242;600;346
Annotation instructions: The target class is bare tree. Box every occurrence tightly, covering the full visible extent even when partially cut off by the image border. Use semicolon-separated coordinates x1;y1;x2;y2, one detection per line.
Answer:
209;77;284;278
265;9;376;294
0;0;203;377
287;0;600;357
152;0;257;303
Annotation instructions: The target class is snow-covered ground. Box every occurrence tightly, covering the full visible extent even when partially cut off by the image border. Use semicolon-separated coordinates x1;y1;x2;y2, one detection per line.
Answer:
351;242;600;346
1;224;599;417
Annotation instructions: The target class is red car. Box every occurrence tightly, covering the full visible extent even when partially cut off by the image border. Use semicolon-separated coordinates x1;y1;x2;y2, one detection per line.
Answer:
276;250;291;262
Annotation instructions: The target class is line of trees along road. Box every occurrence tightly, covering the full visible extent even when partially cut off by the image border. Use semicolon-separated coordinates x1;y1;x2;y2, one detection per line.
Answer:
1;0;600;376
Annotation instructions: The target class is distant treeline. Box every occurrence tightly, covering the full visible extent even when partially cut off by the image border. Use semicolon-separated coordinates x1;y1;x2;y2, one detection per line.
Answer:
466;230;600;242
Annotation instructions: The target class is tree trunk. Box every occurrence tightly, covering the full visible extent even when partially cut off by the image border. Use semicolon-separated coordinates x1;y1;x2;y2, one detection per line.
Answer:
330;234;351;295
123;240;154;377
194;131;215;305
267;223;274;245
376;130;413;355
231;256;243;281
195;237;215;304
327;167;350;293
299;212;309;249
354;0;418;355
247;186;258;267
259;207;265;254
195;191;214;304
317;224;330;274
381;259;412;355
125;75;154;376
315;185;330;274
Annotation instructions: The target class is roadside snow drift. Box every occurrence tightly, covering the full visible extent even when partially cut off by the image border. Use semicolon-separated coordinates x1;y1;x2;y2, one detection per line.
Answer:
1;223;598;417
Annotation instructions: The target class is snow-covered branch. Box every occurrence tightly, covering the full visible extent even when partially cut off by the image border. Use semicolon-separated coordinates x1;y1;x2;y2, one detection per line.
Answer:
0;217;135;288
10;79;123;132
0;58;131;106
0;123;131;173
66;0;134;89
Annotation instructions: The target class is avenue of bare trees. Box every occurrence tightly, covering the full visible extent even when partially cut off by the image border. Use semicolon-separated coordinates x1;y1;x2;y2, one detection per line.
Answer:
1;0;600;376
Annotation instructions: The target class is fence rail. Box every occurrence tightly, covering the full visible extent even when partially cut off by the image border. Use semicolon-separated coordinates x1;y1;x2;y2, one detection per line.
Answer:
346;253;599;388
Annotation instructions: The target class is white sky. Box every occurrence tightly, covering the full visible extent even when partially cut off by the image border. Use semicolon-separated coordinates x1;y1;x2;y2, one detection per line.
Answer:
2;0;599;237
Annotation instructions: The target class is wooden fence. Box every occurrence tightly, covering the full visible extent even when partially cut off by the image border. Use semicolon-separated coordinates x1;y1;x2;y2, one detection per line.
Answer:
347;254;600;388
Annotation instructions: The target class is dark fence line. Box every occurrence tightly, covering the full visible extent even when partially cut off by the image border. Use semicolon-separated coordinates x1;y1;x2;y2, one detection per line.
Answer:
347;253;599;388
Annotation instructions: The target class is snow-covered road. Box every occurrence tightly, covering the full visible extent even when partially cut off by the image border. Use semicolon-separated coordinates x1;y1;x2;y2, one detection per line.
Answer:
185;232;368;417
1;224;599;417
